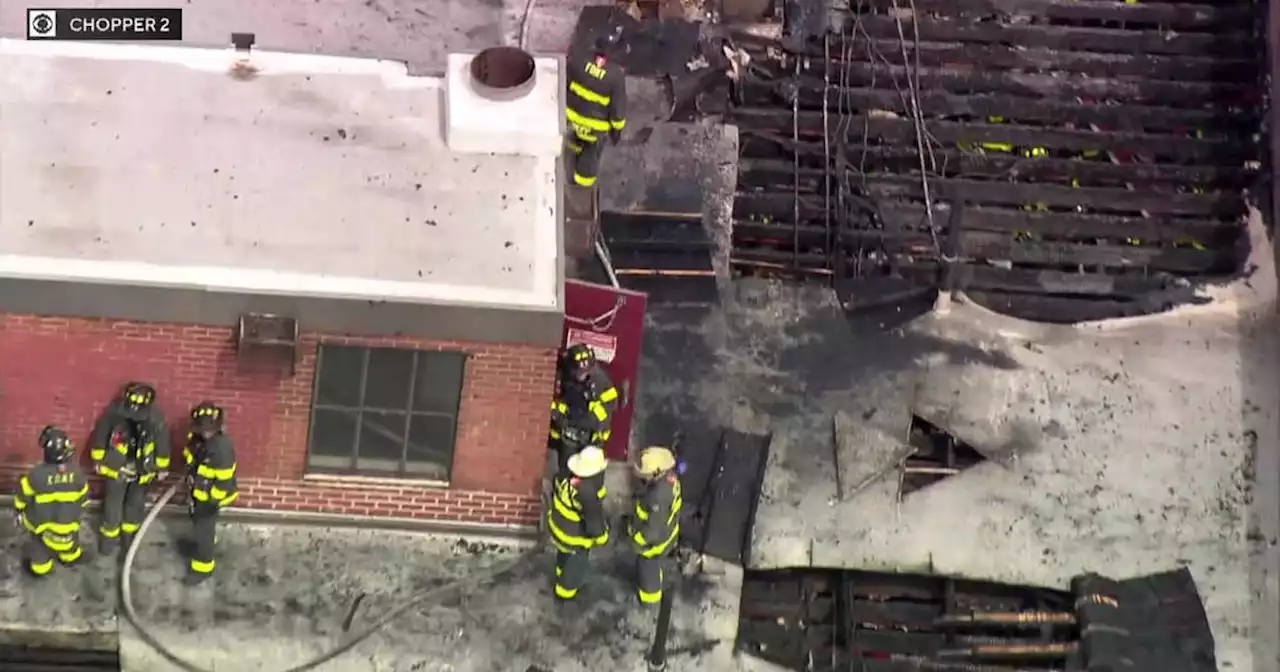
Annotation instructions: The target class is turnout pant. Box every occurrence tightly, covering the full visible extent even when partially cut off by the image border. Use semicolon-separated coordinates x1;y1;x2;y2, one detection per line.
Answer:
101;478;148;547
554;549;591;600
24;530;83;576
637;553;668;605
567;137;603;188
189;501;220;575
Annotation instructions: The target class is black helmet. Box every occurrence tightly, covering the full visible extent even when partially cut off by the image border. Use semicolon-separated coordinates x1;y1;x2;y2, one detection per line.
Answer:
40;426;74;464
190;401;225;433
560;343;596;375
593;25;623;54
121;382;156;413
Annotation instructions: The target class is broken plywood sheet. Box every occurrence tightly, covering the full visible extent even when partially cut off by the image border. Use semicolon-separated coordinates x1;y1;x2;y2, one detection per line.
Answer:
832;409;914;500
911;343;1062;465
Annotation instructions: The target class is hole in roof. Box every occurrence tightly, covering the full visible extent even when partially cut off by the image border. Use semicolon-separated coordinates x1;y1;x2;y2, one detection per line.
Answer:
899;415;986;498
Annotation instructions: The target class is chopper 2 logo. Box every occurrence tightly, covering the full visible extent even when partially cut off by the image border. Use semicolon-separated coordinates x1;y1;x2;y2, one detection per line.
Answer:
27;8;184;41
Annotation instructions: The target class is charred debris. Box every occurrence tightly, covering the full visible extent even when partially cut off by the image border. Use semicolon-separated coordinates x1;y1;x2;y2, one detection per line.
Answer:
725;0;1266;322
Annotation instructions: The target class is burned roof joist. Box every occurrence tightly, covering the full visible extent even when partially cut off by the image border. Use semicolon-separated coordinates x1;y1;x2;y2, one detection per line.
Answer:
726;0;1259;320
732;108;1248;162
732;211;1231;249
739;139;1254;187
740;84;1248;131
738;168;1244;219
755;38;1259;83
842;15;1254;56
790;64;1251;109
850;0;1254;30
731;215;1232;276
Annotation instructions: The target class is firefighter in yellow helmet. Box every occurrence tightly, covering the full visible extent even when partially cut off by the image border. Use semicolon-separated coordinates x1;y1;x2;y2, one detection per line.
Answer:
628;446;683;605
14;427;89;577
180;402;239;585
547;446;610;601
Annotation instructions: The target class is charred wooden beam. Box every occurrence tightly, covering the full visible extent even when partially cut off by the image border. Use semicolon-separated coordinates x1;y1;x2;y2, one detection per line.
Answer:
733;203;1230;273
878;203;1237;244
733;246;831;270
759;38;1259;83
730;109;1248;161
739;81;1251;130
861;174;1243;218
850;0;1253;30
735;192;1240;242
847;599;943;629
742;152;1249;192
739;142;1253;187
844;15;1254;57
787;65;1251;109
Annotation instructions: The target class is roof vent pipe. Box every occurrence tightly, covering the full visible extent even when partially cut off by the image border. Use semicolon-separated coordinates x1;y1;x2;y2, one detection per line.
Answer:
469;47;537;101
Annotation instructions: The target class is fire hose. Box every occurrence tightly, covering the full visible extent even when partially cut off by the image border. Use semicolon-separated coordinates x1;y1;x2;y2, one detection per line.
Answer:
121;481;537;672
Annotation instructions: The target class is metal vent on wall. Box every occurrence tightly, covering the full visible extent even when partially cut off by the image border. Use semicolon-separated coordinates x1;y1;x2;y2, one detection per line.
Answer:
727;0;1263;323
236;313;299;374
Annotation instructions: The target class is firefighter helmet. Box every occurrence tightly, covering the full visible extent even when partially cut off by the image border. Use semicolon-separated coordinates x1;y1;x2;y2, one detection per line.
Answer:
39;426;74;464
593;25;623;54
121;382;156;412
635;446;677;479
561;343;596;375
190;401;225;433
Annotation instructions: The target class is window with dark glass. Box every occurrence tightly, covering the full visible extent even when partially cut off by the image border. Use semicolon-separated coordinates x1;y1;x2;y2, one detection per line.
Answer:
307;345;466;480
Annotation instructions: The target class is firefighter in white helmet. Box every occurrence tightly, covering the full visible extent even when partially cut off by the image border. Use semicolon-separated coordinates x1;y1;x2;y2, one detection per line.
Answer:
547;446;610;601
627;446;683;605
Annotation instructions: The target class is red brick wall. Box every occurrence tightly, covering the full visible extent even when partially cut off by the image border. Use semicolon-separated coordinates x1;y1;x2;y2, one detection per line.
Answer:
0;313;556;527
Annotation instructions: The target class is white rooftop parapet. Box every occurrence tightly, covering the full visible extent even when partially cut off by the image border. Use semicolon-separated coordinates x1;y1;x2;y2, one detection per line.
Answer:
445;48;562;157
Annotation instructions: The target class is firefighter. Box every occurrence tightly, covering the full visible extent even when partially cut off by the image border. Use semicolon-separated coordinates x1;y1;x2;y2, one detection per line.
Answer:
627;446;683;606
14;427;89;577
566;28;627;189
547;446;610;601
549;396;605;474
90;382;170;557
549;343;620;469
181;402;239;585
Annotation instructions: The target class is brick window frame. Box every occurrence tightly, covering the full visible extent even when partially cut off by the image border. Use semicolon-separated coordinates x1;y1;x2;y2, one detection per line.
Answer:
306;344;467;482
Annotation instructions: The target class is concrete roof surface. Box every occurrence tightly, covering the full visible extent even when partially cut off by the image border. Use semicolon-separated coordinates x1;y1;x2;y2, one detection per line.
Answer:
0;516;742;671
0;0;606;75
0;39;560;308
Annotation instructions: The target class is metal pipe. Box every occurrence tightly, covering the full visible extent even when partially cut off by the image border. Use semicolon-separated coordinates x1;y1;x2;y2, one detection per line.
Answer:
647;583;675;670
938;642;1077;658
595;237;621;289
937;611;1077;626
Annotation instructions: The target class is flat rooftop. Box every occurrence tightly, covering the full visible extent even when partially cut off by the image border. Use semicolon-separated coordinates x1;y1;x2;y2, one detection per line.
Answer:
0;39;560;310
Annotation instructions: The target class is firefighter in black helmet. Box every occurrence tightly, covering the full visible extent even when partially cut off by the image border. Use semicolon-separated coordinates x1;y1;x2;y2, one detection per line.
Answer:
549;343;620;471
14;427;89;577
90;382;170;557
565;27;628;189
180;402;238;585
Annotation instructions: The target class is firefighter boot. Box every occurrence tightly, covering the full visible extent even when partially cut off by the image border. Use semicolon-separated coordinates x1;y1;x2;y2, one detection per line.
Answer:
98;536;118;558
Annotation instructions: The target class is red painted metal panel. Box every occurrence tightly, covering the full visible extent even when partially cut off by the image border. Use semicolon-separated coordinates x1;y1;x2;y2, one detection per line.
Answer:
563;279;648;461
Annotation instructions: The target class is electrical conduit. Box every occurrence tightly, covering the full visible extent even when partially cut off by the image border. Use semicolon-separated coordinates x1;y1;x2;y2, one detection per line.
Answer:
121;482;536;672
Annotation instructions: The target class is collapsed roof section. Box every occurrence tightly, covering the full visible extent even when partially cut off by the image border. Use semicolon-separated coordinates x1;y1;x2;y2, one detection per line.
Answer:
725;0;1264;323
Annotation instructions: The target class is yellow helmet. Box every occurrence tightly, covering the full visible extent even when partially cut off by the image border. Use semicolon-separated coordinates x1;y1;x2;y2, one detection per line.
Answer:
635;446;676;478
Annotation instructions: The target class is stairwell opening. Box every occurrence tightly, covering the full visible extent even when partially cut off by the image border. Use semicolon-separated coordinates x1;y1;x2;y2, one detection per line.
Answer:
900;416;986;498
